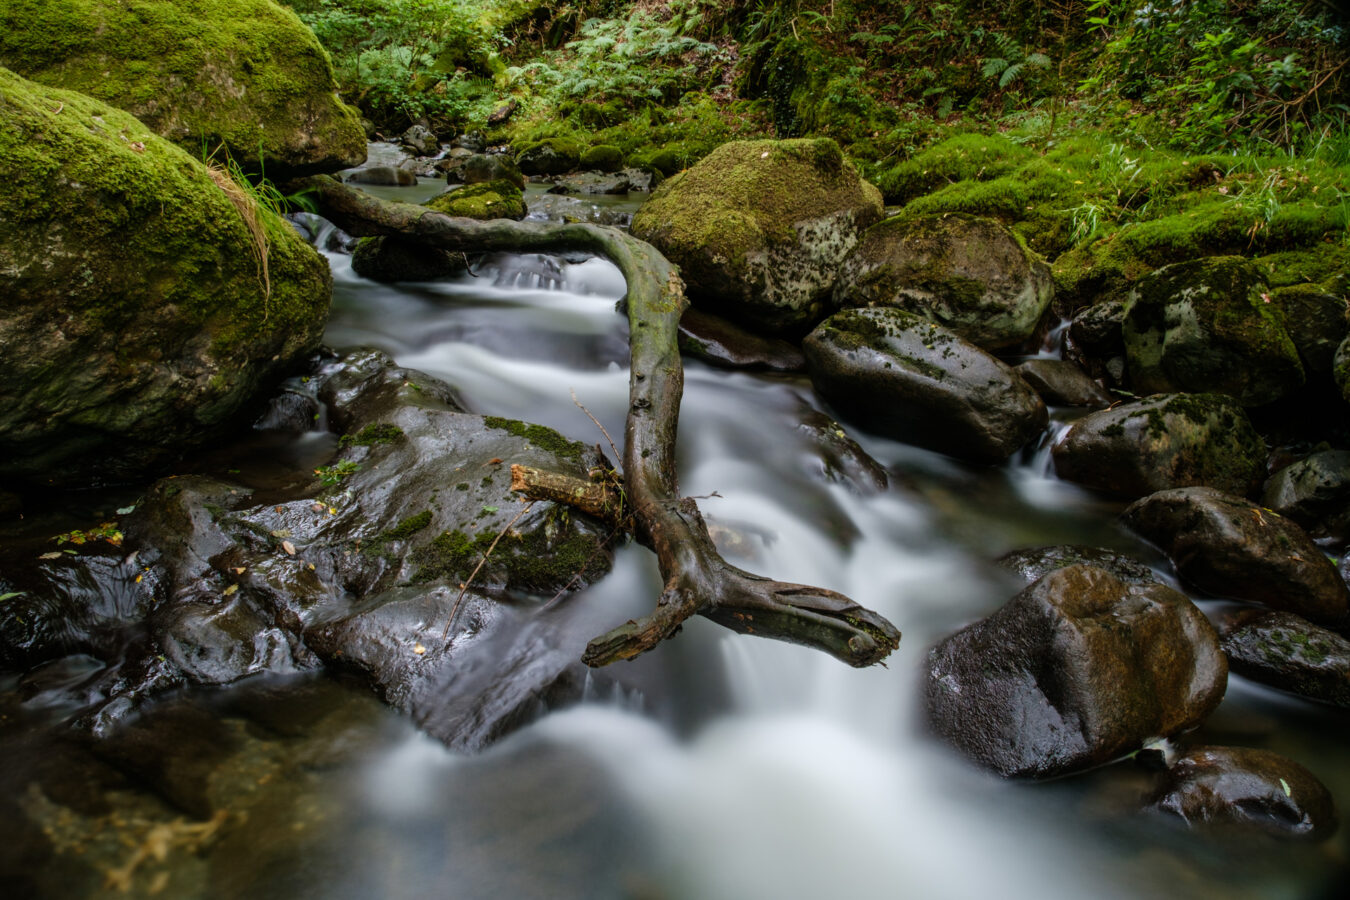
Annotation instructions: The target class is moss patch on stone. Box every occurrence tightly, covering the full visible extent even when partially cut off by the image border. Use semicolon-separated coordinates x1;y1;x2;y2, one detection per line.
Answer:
482;417;584;461
425;179;526;220
339;423;404;447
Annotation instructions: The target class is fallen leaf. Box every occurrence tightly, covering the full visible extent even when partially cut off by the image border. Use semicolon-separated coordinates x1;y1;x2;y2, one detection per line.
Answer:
282;540;296;556
223;584;238;596
413;643;427;656
488;458;503;465
39;552;62;560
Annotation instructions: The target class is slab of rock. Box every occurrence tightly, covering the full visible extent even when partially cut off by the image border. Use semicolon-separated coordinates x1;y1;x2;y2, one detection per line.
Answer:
925;564;1227;779
803;308;1046;463
632;138;883;335
678;308;806;372
1123;256;1304;406
995;545;1162;588
1015;359;1113;408
1121;487;1349;627
0;0;366;176
1261;450;1350;543
1051;393;1265;498
1148;746;1337;840
1221;610;1350;708
834;213;1053;350
0;69;332;486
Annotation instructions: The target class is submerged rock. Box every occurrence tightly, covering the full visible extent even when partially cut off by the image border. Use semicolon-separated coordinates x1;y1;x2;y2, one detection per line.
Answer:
1051;393;1265;498
631;138;883;335
1121;487;1349;628
1221;610;1350;708
1123;257;1304;406
925;564;1227;779
0;69;332;486
1261;450;1350;543
1148;747;1337;840
995;545;1163;588
833;213;1054;350
0;0;366;176
803;307;1047;463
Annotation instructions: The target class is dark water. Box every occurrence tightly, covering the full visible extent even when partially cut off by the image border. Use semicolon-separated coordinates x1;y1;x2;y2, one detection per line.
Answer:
3;187;1349;898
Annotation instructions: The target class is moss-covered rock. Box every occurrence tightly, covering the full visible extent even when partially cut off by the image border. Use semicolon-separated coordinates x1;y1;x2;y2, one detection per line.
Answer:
833;213;1054;350
463;153;524;190
1050;393;1265;498
1271;283;1349;375
515;137;582;176
631;138;883;335
0;68;331;486
1123;257;1304;406
579;143;624;173
1222;610;1350;709
425;180;527;221
0;0;366;177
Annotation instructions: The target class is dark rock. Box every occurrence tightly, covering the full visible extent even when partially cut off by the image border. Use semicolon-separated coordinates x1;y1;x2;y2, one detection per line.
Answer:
1121;487;1349;627
620;167;660;192
1272;284;1349;374
400;123;440;157
154;595;300;686
351;236;467;283
1015;359;1113;408
547;172;634;195
1123;257;1304;406
996;545;1163;587
487;99;519;126
345;166;418;186
925;564;1227;779
1221;609;1350;708
803;307;1047;463
254;391;321;434
834;213;1054;350
463;153;525;189
1051;393;1265;498
631;138;883;335
678;308;806;372
1148;746;1337;839
1261;450;1350;542
1068;299;1127;357
794;406;889;494
1336;335;1350;404
516;138;582;176
456;131;487;153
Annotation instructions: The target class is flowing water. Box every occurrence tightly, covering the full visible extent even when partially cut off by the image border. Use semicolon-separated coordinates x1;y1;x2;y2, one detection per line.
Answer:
5;184;1350;898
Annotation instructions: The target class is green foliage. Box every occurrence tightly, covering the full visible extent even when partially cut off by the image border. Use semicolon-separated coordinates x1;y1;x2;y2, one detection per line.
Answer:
53;522;124;547
314;460;361;485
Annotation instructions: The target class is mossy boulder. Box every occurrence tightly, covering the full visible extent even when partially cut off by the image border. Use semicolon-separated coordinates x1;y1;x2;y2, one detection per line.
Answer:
1271;283;1349;375
803;308;1047;463
425;180;527;221
1222;610;1350;709
1122;487;1350;628
1050;393;1265;498
463;153;524;190
1123;257;1305;406
0;68;331;486
925;564;1227;779
631;138;884;335
833;214;1054;350
580;144;624;173
0;0;366;177
515;137;582;176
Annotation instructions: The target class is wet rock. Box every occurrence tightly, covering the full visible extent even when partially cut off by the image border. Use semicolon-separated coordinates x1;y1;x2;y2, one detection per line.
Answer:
345;166;418;186
803;307;1047;463
400;123;440;157
1121;487;1349;627
154;595;300;686
678;308;806;372
996;545;1162;588
1272;284;1349;374
834;213;1054;350
516;138;581;176
351;236;467;283
619;167;660;192
426;180;527;221
1261;450;1350;542
925;564;1227;779
463;153;525;190
1015;359;1113;408
1148;746;1336;839
1068;299;1127;358
1221;610;1350;708
1123;257;1304;406
547;172;634;195
524;194;633;228
1051;393;1265;498
0;69;332;487
631;138;883;335
0;0;366;177
794;407;889;494
254;391;322;434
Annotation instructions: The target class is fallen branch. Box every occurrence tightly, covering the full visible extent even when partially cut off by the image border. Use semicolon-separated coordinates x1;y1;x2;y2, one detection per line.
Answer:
297;175;901;667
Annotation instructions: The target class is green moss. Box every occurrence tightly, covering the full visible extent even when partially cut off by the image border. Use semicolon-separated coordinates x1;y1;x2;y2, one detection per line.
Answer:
410;518;606;593
339;422;404;447
580;143;624;172
876;133;1033;204
482;416;584;461
424;179;526;220
0;0;365;175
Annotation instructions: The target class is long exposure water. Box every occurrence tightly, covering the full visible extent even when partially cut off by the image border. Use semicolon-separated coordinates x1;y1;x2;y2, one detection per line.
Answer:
4;179;1348;898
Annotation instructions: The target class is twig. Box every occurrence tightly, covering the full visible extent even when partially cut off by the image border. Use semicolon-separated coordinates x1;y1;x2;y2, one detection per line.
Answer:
440;501;536;639
571;388;620;463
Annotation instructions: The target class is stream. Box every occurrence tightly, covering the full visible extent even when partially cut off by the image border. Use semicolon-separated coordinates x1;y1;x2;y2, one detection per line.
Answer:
3;180;1349;898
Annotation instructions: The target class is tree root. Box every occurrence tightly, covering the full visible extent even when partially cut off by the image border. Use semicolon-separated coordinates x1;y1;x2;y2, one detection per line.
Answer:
296;175;901;667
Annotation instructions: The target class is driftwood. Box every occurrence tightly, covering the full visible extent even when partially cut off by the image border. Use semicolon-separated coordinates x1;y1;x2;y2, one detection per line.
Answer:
296;175;901;667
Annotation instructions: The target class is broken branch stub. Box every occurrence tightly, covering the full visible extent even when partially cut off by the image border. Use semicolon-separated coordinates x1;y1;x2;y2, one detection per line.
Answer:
296;175;901;667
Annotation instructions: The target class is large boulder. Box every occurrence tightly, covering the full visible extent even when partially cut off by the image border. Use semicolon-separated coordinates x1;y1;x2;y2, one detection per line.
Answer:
1050;393;1265;498
0;0;366;177
1121;487;1350;628
833;213;1053;350
924;565;1227;779
631;138;883;335
1261;450;1350;543
803;308;1047;463
0;69;332;486
1123;256;1304;405
1221;610;1350;708
1271;283;1349;375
